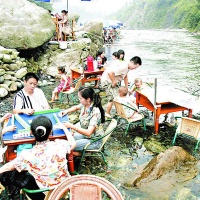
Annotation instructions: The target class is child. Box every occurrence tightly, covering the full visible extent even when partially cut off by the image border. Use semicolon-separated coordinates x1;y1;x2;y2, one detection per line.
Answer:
50;66;70;102
129;78;145;103
0;113;16;134
115;86;142;120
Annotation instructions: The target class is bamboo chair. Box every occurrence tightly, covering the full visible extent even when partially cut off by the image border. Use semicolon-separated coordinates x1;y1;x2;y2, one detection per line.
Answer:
172;117;200;153
59;77;82;104
48;174;124;200
113;100;146;135
79;119;117;166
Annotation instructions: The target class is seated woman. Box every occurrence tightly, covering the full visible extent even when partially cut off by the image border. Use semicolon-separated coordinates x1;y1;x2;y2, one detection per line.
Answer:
58;10;71;41
115;86;142;120
0;116;76;200
50;66;70;102
60;86;105;155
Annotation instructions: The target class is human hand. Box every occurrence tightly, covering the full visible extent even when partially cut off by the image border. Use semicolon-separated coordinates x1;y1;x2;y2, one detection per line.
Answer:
111;82;117;88
1;113;12;122
61;110;68;117
62;121;72;129
2;125;17;134
23;109;35;115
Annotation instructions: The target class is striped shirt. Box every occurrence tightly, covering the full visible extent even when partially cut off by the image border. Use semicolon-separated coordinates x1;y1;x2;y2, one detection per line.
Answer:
13;88;49;111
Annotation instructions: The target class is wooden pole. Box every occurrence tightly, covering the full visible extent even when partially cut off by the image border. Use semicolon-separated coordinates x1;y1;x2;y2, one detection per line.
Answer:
154;78;157;134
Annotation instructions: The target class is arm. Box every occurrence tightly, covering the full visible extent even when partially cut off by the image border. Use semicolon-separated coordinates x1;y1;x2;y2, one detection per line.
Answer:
61;105;80;116
0;113;12;123
2;125;16;135
124;75;129;88
61;75;69;91
0;160;16;174
108;71;117;87
64;122;95;137
57;123;76;151
13;95;35;115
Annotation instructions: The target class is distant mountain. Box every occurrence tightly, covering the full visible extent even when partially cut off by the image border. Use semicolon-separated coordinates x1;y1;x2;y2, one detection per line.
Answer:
111;0;200;32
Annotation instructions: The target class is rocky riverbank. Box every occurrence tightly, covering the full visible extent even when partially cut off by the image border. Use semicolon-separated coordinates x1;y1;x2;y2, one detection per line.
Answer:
1;82;200;200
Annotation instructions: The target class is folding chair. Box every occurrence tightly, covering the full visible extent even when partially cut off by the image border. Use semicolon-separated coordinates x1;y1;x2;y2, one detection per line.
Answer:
172;117;200;154
113;100;146;135
79;119;117;166
59;77;82;104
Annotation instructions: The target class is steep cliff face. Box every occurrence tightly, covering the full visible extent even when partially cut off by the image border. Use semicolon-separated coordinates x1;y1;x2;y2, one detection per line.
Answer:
113;0;200;31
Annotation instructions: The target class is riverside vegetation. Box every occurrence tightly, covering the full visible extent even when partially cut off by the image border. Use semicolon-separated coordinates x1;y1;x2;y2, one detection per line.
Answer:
112;0;200;32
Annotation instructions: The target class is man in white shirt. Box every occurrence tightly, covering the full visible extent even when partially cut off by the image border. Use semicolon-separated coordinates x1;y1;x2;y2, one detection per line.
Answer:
13;72;50;115
101;56;142;117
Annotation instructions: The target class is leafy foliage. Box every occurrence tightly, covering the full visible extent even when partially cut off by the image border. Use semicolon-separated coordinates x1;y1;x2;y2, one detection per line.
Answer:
113;0;200;32
28;0;53;12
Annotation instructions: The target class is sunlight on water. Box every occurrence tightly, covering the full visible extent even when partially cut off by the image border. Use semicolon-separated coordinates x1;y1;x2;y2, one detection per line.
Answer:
105;29;200;95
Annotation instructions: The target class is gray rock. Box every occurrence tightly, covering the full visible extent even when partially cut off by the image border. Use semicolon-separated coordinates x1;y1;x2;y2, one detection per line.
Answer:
3;80;12;87
83;21;103;36
8;63;19;71
3;54;12;63
0;84;9;91
0;0;55;49
0;69;5;76
0;87;8;97
15;68;27;79
9;81;18;92
4;74;12;80
0;76;4;83
126;146;197;187
16;81;23;89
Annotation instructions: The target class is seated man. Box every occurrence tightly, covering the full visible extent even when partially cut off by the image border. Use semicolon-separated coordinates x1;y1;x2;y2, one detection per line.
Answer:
13;72;50;115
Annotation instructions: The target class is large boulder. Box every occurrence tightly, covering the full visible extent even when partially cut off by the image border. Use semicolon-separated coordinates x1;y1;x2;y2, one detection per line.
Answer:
0;0;55;50
124;146;198;199
83;21;103;36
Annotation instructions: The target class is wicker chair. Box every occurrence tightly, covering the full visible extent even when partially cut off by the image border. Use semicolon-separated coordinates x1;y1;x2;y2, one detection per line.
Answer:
48;174;124;200
79;119;117;166
59;77;82;104
172;117;200;153
113;100;146;135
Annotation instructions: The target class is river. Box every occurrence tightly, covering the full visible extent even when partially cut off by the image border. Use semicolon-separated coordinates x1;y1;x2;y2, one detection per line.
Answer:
105;29;200;96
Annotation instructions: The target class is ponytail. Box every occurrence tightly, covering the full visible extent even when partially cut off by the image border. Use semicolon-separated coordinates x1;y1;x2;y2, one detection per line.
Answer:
93;93;105;123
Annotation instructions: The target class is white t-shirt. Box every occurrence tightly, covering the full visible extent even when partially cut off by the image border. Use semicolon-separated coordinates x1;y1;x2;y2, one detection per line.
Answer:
13;88;49;111
101;60;129;84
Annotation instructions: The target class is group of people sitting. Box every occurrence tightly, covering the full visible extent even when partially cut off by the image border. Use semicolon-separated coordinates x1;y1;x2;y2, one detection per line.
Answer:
0;50;144;199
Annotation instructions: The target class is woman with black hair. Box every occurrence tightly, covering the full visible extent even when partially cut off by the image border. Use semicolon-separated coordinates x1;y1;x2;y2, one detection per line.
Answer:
61;86;105;154
96;49;108;67
0;116;76;199
118;49;125;61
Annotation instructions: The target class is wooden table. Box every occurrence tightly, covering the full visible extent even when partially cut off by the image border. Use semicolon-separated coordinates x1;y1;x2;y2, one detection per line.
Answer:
71;67;105;85
136;91;192;134
2;109;74;173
